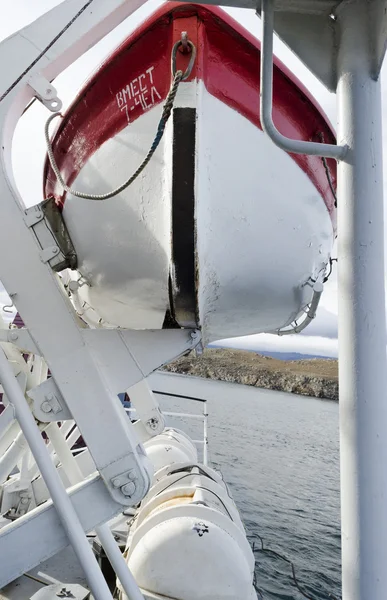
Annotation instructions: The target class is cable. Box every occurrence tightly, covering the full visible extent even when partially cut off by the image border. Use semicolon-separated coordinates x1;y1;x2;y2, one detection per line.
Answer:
252;535;340;600
323;257;337;283
0;1;94;104
318;132;338;207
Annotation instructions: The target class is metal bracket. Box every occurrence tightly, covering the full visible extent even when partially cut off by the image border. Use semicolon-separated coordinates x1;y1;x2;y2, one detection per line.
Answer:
110;470;137;498
81;328;201;394
269;279;324;336
1;479;35;520
40;245;61;264
27;72;63;113
24;201;77;271
23;206;44;228
99;450;152;506
28;379;72;422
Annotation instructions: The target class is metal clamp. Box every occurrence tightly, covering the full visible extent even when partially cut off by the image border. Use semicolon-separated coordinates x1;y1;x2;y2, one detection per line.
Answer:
269;280;324;336
111;470;137;498
27;73;63;113
24;200;77;271
23;206;44;228
101;451;152;506
28;379;72;422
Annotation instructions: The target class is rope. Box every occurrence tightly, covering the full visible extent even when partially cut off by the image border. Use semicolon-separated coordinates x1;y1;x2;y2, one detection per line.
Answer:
318;132;338;207
252;535;340;600
0;0;94;104
323;256;337;283
45;71;184;201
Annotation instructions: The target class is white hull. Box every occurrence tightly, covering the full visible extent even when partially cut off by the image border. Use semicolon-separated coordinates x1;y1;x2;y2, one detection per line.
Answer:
65;81;333;340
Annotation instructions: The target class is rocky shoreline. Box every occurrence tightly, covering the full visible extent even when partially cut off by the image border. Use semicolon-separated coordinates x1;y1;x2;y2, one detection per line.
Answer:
163;348;338;401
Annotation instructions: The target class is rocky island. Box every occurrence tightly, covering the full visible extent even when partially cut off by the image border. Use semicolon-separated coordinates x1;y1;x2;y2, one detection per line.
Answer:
163;348;338;401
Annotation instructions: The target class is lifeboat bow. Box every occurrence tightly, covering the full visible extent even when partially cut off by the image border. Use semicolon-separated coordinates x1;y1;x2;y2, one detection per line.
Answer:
43;2;336;343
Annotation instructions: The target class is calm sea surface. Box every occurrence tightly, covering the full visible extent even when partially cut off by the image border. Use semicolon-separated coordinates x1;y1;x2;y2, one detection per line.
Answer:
149;371;341;600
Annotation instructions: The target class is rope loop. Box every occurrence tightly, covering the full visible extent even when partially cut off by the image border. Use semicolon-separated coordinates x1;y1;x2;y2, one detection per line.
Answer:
45;39;196;201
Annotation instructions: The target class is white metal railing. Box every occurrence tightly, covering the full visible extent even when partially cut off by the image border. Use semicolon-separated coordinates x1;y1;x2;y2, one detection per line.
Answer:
125;390;209;466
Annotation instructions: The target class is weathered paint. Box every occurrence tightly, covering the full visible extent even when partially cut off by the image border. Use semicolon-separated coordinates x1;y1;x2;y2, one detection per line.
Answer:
42;3;336;338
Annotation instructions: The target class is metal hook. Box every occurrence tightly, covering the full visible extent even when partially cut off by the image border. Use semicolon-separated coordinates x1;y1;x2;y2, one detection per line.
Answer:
2;304;14;314
180;31;190;54
171;38;197;81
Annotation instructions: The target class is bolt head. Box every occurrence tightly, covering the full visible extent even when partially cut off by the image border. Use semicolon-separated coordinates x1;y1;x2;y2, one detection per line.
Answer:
112;478;122;488
68;281;79;293
9;332;18;341
121;481;136;497
146;418;159;430
41;401;52;413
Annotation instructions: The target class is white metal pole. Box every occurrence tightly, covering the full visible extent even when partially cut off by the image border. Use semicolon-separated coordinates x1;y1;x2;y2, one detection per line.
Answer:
96;525;145;600
27;421;75;480
47;421;144;600
46;422;84;485
0;348;114;600
336;3;387;599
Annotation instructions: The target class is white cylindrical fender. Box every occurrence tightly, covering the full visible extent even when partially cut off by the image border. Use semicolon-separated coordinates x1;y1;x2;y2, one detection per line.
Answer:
143;429;198;473
129;515;254;600
119;463;257;600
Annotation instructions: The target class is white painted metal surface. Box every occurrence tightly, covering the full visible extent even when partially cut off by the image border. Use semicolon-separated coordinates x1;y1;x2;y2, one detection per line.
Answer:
47;419;145;600
0;349;114;600
0;473;122;589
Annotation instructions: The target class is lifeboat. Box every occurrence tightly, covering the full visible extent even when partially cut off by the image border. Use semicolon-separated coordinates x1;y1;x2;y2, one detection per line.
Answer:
43;2;336;342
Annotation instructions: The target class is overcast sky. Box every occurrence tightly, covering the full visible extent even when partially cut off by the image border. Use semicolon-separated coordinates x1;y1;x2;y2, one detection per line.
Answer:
2;0;386;357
